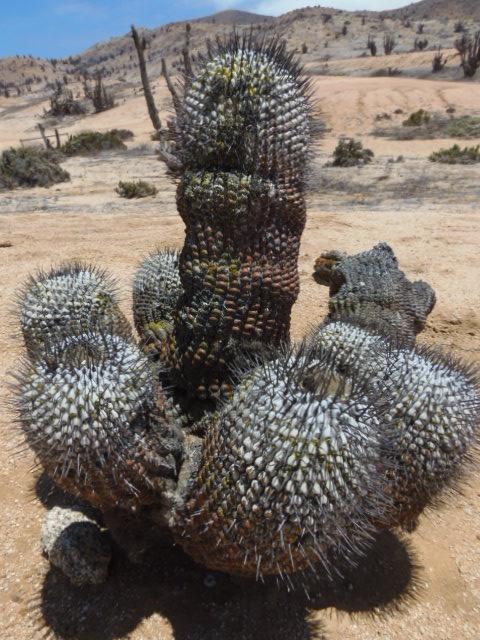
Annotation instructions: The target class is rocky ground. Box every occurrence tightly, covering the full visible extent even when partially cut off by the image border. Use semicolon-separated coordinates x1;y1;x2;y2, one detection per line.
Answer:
0;71;479;639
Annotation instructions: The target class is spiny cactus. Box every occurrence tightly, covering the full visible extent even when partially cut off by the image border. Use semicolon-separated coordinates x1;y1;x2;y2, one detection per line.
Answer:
12;34;480;588
16;329;184;509
173;344;391;577
312;321;480;528
19;263;132;355
172;34;311;399
314;243;436;347
133;248;182;360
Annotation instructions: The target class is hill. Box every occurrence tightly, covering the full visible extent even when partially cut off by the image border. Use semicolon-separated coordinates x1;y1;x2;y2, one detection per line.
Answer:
384;0;480;21
1;0;479;98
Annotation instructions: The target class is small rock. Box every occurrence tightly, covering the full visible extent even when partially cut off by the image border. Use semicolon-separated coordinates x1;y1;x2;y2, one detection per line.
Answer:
41;506;111;586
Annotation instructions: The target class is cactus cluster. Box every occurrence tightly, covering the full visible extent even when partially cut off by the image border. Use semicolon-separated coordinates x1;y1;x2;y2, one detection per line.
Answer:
13;34;479;586
17;264;184;510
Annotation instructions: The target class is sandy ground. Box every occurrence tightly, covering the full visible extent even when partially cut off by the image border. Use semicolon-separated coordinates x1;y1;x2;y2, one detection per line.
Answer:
0;73;479;639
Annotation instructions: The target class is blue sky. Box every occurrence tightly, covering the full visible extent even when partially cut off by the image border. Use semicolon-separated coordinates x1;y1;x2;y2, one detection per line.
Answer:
1;0;409;59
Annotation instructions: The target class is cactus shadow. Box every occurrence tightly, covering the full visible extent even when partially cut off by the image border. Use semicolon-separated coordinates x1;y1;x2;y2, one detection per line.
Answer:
35;531;420;640
37;549;325;640
34;475;421;639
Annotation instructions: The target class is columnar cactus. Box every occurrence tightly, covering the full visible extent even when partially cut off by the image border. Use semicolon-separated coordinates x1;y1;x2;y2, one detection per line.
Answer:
13;34;479;587
173;35;310;398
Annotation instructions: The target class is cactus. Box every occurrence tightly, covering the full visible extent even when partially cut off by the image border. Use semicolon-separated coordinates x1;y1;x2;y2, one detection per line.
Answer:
312;321;479;529
19;263;132;355
172;34;311;399
16;329;184;509
133;248;182;360
173;343;391;577
314;243;436;347
13;35;480;587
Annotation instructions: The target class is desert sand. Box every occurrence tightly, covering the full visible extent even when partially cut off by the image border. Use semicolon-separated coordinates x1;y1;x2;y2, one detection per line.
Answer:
0;71;479;640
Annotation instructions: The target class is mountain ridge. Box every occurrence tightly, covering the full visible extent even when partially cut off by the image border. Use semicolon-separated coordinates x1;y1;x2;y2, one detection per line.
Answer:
1;1;479;95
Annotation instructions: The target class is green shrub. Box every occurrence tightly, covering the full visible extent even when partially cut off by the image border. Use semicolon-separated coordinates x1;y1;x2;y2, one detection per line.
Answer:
0;147;70;190
109;128;134;141
429;144;480;164
403;109;431;126
61;130;127;156
115;180;157;198
444;116;480;138
371;67;402;77
329;138;374;167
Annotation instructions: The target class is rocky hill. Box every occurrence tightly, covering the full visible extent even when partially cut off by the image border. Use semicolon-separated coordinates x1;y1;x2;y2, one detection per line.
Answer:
1;1;479;98
383;0;480;21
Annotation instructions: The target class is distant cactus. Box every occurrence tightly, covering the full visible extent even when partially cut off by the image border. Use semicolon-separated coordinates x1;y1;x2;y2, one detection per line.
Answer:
367;35;377;56
383;33;396;55
454;31;480;78
91;72;115;112
13;34;480;589
432;47;447;73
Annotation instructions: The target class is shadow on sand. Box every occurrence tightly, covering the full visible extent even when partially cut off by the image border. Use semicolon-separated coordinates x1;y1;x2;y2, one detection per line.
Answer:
31;474;421;640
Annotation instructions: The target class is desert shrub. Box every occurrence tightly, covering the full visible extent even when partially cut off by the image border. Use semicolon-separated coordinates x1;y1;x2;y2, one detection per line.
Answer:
109;128;134;141
61;130;127;155
301;43;308;54
371;67;402;77
329;138;374;167
376;114;480;140
403;109;431;126
115;180;157;198
46;82;86;117
444;116;480;138
454;21;465;33
414;38;429;51
0;147;70;190
416;23;425;35
429;144;480;164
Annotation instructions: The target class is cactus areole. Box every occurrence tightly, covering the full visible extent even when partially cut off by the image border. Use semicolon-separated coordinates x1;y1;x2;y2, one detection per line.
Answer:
15;35;480;583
